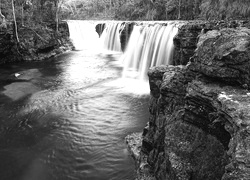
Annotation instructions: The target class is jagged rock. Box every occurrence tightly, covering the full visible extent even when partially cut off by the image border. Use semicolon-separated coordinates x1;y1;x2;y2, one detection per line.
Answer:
173;20;249;66
145;66;229;180
125;133;143;160
186;80;250;180
184;80;232;148
217;87;250;180
125;133;156;180
134;27;250;180
190;28;250;89
148;65;175;98
95;23;105;37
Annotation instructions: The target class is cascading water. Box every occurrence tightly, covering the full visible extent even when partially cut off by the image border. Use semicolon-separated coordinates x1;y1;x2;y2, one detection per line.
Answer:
121;22;179;80
100;22;122;52
67;21;178;80
67;20;99;50
67;20;178;91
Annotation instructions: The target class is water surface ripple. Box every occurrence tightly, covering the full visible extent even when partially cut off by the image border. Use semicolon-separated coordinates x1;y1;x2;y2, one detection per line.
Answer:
0;51;149;180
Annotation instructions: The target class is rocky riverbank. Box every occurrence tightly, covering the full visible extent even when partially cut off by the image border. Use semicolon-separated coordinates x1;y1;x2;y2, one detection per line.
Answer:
126;27;250;179
0;21;73;64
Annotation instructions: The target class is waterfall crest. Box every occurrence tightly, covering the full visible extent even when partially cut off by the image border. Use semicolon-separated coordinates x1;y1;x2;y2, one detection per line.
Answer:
67;20;99;50
67;20;179;81
121;23;179;80
100;22;122;52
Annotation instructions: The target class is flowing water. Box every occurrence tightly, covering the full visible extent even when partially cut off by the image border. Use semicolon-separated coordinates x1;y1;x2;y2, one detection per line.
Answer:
0;20;177;180
121;23;178;80
0;51;150;180
100;22;122;52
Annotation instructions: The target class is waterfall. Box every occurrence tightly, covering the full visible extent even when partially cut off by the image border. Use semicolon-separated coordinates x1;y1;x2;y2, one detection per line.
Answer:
67;20;99;50
100;22;122;52
67;20;178;81
121;23;178;80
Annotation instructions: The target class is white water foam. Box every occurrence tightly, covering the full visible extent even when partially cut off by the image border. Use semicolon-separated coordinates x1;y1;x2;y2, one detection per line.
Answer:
67;20;100;51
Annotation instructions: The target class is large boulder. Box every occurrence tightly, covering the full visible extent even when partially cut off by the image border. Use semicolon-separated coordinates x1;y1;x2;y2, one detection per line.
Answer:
173;20;249;66
190;28;250;89
144;66;229;180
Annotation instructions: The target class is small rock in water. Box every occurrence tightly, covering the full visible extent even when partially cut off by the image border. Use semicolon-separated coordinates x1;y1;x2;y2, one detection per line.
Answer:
125;132;142;160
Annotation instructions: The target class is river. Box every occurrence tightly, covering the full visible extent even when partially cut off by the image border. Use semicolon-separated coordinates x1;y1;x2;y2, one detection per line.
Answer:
0;49;150;180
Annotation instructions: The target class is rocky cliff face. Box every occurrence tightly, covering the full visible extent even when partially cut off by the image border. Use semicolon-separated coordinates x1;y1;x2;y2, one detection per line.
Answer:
127;27;250;180
173;20;249;65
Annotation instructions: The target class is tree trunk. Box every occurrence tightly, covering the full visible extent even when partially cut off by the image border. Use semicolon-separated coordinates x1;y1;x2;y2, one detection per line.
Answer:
56;0;64;32
0;0;6;29
0;0;5;21
12;0;19;43
178;0;181;19
21;3;24;26
56;8;59;32
55;1;58;32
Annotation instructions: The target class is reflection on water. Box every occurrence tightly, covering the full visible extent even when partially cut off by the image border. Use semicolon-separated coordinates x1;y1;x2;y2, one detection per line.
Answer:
0;50;149;180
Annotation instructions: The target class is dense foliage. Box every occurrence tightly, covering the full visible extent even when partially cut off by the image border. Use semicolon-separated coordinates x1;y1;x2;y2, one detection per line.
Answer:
0;0;249;31
0;0;72;62
58;0;250;20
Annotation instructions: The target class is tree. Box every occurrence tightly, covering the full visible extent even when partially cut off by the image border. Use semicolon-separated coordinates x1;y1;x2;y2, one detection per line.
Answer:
12;0;19;43
220;0;250;19
178;0;181;19
0;0;7;29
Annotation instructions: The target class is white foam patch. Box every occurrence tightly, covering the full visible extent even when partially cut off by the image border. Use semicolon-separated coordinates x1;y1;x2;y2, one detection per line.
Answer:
104;78;150;96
